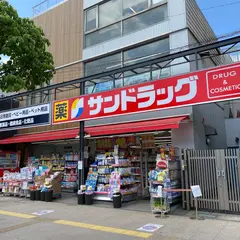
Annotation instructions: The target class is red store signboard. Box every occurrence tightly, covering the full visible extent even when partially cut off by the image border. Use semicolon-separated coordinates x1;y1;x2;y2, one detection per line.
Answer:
52;63;240;124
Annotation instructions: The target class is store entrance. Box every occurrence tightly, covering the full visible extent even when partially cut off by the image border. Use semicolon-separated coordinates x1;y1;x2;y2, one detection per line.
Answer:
84;130;182;212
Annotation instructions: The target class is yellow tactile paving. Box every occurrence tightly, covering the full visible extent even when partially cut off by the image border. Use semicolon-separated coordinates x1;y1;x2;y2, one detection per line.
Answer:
0;210;36;219
54;220;152;239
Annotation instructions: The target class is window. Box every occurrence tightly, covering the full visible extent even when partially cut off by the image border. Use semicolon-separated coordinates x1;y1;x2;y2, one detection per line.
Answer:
152;0;166;5
85;23;121;48
123;4;167;35
85;53;122;76
124;38;169;65
124;72;150;86
84;1;168;48
86;7;97;32
84;38;170;91
152;67;171;80
122;0;148;17
85;79;123;94
99;0;122;27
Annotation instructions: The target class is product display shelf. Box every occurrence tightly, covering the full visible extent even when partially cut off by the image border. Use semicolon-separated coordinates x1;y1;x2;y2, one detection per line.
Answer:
130;154;156;196
0;152;19;169
149;181;171;214
149;147;181;213
62;160;78;190
90;155;139;202
118;165;139;201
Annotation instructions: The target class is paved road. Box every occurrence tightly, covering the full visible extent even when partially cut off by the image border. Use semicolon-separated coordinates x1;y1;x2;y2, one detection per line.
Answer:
1;196;240;240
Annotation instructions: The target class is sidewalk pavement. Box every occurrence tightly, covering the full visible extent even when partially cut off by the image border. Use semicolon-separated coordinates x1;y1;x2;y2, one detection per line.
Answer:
0;195;240;240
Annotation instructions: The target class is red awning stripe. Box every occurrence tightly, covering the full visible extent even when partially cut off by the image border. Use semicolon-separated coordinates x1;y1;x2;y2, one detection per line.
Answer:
0;116;188;144
86;116;187;137
0;128;79;144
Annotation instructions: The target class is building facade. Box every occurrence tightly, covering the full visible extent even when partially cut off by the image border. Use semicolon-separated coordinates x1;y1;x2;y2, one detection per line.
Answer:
18;0;230;149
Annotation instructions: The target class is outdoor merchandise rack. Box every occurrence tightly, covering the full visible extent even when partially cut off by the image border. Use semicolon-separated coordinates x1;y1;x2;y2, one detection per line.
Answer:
1;167;36;197
36;152;78;190
0;151;20;177
62;153;78;190
148;147;181;214
87;153;139;202
1;165;63;200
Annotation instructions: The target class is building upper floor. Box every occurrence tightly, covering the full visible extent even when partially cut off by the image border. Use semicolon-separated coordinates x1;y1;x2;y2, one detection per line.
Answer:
82;0;217;61
32;0;217;63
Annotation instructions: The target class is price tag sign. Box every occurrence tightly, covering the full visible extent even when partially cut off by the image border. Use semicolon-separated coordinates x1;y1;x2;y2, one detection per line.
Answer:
22;181;28;190
191;185;202;198
157;185;163;197
78;161;83;170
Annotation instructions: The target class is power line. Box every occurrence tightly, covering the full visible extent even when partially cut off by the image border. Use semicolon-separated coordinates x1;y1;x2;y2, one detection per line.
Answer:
200;0;240;11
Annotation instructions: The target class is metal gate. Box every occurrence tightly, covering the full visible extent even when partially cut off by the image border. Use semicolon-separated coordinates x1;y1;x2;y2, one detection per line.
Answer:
182;149;240;212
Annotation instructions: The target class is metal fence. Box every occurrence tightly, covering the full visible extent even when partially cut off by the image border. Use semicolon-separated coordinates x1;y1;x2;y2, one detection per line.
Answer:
32;0;66;17
182;149;240;212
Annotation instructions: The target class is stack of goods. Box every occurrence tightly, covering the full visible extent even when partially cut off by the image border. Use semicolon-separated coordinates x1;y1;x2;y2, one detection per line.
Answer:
108;171;121;197
148;146;181;213
63;153;78;189
86;168;98;192
148;169;171;213
27;157;39;167
0;151;19;169
96;184;110;193
120;176;135;186
130;167;141;175
87;152;139;201
117;158;129;166
116;167;130;176
41;171;63;196
1;167;36;196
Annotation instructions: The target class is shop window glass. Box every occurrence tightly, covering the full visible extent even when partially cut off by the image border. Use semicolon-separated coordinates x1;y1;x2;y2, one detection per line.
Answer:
85;53;122;76
85;23;121;48
123;4;168;35
152;67;171;80
85;78;123;94
99;0;122;28
95;81;114;92
115;78;123;88
124;38;170;65
85;7;97;32
124;72;150;86
122;0;148;17
85;84;95;94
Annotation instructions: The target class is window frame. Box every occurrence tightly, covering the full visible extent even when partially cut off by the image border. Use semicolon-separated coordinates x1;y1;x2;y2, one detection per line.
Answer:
122;4;168;36
84;37;170;90
84;6;99;33
84;0;168;35
122;0;149;18
85;21;122;48
99;0;123;28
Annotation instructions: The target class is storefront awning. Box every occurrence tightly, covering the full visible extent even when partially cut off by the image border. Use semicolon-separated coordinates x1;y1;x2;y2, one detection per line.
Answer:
0;116;188;144
86;116;188;137
0;128;79;144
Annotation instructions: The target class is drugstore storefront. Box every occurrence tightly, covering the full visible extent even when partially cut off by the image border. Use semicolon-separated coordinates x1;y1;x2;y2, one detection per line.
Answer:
0;110;191;206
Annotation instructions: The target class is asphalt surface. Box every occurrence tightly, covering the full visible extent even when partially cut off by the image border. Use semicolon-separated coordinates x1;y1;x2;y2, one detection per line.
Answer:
1;195;240;240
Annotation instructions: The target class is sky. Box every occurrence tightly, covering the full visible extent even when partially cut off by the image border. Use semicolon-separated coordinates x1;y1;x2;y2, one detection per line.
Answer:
7;0;240;37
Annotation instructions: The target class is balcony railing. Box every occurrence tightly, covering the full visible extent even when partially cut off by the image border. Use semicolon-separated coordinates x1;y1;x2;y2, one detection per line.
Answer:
32;0;66;17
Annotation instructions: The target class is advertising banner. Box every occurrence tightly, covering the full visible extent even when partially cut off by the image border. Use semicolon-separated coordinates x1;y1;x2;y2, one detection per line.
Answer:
96;136;137;150
52;63;240;125
0;103;50;132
